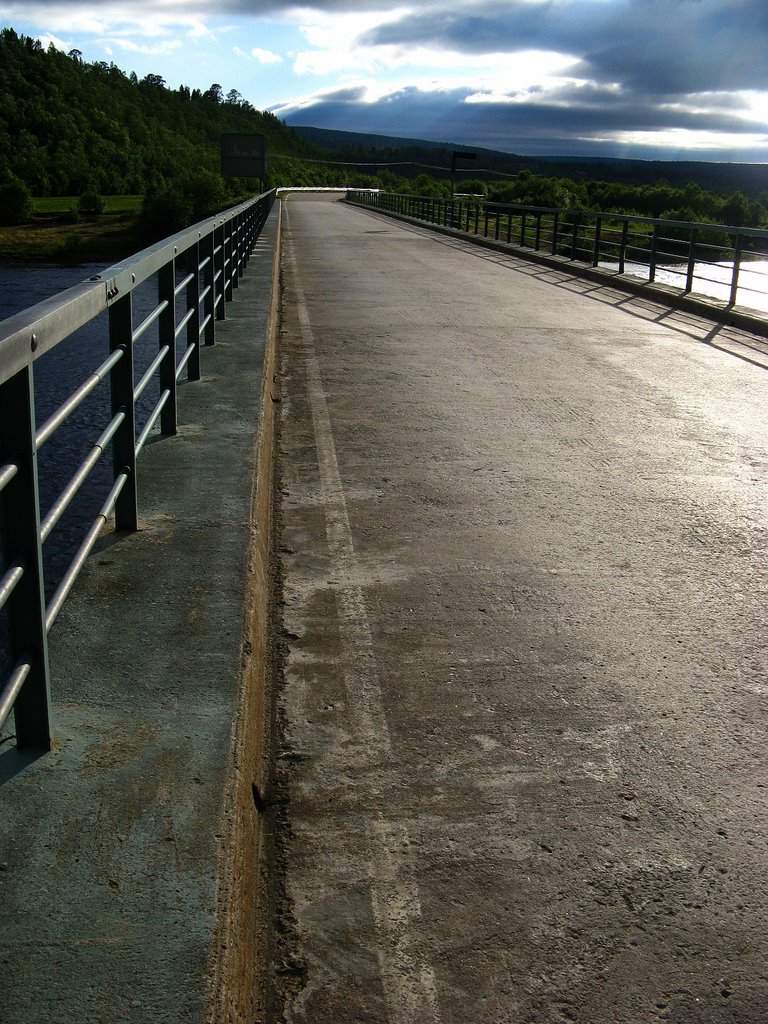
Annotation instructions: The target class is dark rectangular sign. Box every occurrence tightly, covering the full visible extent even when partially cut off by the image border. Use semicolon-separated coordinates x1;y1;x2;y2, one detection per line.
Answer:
221;134;266;178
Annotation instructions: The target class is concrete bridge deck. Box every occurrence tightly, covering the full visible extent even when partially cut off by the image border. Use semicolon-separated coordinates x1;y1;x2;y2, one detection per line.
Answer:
273;194;767;1022
1;193;767;1023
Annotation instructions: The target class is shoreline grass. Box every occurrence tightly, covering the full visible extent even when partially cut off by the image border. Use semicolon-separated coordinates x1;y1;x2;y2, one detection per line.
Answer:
1;196;144;265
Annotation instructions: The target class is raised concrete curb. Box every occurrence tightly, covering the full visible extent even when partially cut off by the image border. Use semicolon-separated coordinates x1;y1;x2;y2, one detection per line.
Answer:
0;201;282;1024
346;200;768;339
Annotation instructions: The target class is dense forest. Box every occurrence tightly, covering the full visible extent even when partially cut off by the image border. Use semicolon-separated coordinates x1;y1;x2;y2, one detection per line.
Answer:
0;26;766;241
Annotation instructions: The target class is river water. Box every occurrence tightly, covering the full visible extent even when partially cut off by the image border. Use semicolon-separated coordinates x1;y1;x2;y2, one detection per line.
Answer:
0;263;161;616
600;258;768;313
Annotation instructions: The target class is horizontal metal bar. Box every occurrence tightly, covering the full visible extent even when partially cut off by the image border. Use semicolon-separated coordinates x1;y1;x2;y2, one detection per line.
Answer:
199;285;211;304
45;471;129;633
175;272;195;296
0;281;106;387
95;191;273;301
214;270;223;285
39;410;125;544
176;342;196;380
198;256;211;272
36;347;124;449
0;560;25;613
199;313;212;337
213;244;223;256
135;390;170;457
0;459;20;496
132;299;169;345
134;345;170;403
174;308;195;339
0;657;32;734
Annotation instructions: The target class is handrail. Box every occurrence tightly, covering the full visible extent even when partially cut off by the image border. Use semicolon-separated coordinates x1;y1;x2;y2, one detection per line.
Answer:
346;191;768;319
0;188;276;749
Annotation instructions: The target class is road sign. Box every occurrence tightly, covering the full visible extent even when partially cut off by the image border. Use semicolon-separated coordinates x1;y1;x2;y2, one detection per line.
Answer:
221;134;266;179
451;151;477;173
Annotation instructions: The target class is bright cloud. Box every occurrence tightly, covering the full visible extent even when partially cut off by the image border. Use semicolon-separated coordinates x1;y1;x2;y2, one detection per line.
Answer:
251;46;283;64
2;0;768;160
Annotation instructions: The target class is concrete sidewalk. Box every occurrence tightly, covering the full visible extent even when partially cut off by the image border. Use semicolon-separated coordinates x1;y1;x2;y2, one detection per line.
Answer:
0;204;281;1023
274;196;768;1023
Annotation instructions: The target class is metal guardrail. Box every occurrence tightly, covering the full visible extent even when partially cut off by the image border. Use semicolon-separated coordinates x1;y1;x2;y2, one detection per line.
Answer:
346;191;768;315
0;188;276;749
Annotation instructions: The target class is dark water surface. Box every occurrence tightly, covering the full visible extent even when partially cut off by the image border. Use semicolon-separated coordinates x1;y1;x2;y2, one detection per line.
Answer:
1;264;163;683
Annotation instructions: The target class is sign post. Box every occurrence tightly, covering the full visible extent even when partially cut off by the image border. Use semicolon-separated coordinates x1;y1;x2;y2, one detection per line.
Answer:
451;151;477;197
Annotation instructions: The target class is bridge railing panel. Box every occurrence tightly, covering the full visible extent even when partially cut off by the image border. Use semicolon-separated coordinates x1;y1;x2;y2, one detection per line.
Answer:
347;191;768;316
0;189;276;750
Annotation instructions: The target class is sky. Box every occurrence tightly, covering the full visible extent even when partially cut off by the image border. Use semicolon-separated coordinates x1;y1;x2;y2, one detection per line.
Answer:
2;0;768;162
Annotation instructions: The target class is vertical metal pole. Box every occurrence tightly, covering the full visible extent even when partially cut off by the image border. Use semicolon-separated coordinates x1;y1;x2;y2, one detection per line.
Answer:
186;242;202;380
685;228;698;293
649;223;660;282
109;293;138;532
593;217;602;267
214;224;226;321
518;212;525;246
571;214;579;261
0;367;52;749
535;212;542;251
551;213;559;255
729;233;743;306
158;256;178;435
224;221;234;304
233;212;243;285
619;220;628;273
202;232;216;346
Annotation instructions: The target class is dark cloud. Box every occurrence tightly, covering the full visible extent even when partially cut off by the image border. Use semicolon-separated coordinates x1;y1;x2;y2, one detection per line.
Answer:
360;0;768;95
277;83;768;160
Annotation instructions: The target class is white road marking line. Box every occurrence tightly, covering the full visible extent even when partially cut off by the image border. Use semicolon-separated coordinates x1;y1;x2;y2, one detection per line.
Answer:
285;226;442;1024
368;816;444;1024
290;256;391;763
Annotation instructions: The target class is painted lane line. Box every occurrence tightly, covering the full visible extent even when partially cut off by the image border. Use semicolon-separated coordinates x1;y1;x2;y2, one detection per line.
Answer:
368;816;443;1024
285;225;442;1024
287;235;391;763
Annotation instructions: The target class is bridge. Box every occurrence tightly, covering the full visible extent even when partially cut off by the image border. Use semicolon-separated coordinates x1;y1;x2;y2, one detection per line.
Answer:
1;190;767;1022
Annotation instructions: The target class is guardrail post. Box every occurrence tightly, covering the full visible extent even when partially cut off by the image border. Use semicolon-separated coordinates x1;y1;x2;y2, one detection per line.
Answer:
0;366;52;749
685;228;698;293
186;241;202;379
551;213;559;255
158;256;178;435
224;220;235;303
108;293;138;532
619;220;628;273
571;213;579;260
593;217;602;267
649;223;660;282
729;233;743;306
202;232;216;346
214;223;226;322
535;213;542;251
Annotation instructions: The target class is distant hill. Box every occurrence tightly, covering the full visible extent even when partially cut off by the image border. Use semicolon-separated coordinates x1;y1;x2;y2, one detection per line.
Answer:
292;125;768;198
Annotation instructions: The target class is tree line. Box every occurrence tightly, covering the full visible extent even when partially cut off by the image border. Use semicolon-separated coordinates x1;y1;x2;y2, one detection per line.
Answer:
1;27;766;239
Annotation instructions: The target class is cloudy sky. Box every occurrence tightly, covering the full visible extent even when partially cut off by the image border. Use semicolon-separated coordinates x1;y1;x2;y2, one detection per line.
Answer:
3;0;768;161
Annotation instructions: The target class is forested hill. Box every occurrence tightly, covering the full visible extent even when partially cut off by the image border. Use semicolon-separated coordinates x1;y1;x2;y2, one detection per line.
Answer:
0;27;313;196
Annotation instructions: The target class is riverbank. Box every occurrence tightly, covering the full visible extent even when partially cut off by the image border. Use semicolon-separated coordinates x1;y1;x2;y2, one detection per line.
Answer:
0;213;142;264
